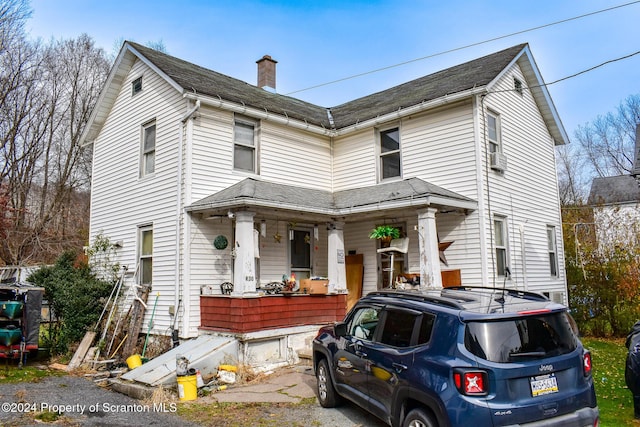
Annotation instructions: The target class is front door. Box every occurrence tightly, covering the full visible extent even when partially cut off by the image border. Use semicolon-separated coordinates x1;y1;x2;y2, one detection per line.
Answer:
290;227;312;280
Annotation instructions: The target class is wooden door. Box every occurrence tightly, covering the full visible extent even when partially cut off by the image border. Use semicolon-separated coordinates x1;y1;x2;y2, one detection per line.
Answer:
345;254;364;311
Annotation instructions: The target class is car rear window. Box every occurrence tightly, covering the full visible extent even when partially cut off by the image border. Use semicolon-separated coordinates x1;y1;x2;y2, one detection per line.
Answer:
464;312;579;363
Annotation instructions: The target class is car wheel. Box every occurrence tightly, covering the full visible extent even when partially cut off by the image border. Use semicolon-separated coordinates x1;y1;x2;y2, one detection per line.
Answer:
403;408;437;427
316;358;341;407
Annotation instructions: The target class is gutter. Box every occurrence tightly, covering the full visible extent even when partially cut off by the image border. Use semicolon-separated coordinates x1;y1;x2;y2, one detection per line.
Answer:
184;86;487;137
186;196;477;217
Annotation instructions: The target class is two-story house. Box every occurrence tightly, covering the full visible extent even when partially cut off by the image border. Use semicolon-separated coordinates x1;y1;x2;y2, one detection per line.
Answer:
81;42;568;366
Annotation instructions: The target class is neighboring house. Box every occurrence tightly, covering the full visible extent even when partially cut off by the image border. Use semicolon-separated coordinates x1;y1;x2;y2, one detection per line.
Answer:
588;125;640;250
80;42;568;355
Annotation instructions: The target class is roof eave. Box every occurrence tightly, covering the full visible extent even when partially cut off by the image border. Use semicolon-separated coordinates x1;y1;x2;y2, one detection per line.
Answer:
183;92;332;136
488;45;569;146
80;42;186;146
334;86;488;136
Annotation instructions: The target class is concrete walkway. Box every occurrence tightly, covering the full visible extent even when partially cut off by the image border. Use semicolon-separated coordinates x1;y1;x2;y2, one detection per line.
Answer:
209;364;317;404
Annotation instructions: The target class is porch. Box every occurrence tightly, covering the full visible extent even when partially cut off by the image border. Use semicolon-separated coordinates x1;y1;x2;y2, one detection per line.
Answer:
200;293;348;333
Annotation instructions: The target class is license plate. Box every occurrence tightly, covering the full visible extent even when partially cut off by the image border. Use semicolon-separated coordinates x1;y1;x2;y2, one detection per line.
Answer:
530;373;559;397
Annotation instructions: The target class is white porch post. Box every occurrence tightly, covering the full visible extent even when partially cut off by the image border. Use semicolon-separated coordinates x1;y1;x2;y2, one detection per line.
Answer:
418;208;442;289
232;211;257;295
327;221;347;293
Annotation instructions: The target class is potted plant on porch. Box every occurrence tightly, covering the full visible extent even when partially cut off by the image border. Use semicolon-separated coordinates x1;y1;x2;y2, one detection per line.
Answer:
369;225;400;243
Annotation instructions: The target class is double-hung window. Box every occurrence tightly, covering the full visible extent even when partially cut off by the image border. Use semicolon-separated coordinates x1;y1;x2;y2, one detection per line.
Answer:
494;217;509;277
141;121;156;177
139;225;153;285
487;111;501;154
234;116;258;173
547;225;558;277
379;127;401;180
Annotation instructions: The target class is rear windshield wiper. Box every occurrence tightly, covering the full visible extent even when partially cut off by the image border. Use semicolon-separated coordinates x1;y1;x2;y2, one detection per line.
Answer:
509;351;546;358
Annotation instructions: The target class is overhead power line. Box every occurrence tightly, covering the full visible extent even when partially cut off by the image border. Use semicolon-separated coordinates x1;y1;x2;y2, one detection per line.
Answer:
285;0;640;96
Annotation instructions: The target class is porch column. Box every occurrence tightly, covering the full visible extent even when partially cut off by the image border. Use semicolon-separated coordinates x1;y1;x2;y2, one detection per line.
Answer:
233;211;257;295
418;208;442;289
327;221;347;293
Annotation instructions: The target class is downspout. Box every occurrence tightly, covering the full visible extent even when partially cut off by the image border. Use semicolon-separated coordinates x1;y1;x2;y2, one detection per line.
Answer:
473;93;490;286
175;100;200;339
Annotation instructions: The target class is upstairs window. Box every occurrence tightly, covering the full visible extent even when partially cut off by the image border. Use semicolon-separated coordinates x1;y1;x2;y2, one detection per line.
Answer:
141;121;156;177
234;116;258;173
132;77;142;96
514;78;523;95
494;217;509;277
547;225;558;277
379;127;401;180
487;111;501;154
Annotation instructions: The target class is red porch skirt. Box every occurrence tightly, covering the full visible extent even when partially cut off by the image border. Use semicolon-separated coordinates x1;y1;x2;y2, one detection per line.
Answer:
200;294;347;334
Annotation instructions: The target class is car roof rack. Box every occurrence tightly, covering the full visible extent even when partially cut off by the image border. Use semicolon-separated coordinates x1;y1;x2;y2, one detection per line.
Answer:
367;290;464;310
442;286;549;302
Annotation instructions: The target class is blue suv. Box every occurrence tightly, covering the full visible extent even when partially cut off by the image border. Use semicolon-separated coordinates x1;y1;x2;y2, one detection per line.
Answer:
313;287;599;427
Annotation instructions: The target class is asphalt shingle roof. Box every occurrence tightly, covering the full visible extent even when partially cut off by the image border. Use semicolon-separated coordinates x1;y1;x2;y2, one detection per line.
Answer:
129;41;527;130
588;175;640;205
188;177;475;214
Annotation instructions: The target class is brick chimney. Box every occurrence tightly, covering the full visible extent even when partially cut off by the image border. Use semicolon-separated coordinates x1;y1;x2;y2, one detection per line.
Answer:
256;55;277;92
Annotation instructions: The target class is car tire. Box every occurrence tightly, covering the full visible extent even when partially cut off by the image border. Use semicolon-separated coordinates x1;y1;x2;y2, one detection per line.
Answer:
316;358;342;408
403;408;437;427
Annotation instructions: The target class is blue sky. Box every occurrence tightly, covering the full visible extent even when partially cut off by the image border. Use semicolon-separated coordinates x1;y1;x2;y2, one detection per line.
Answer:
27;0;640;138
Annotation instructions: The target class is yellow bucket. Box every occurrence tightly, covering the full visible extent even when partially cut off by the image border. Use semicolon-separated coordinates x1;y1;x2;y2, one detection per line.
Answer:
126;354;142;369
177;375;198;401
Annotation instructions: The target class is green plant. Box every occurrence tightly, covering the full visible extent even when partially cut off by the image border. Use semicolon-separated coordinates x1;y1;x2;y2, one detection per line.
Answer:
28;251;114;355
368;225;400;240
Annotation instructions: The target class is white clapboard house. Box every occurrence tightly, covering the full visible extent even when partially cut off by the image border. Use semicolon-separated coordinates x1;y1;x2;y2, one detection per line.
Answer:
81;42;568;364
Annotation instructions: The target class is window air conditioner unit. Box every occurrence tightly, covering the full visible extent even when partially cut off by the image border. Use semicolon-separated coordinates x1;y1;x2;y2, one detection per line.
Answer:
490;152;508;172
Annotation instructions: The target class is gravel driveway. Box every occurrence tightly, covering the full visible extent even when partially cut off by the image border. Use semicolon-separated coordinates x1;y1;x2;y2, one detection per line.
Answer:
0;375;197;427
0;368;387;426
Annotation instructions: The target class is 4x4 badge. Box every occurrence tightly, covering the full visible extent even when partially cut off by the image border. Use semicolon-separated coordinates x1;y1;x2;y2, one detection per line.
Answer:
539;364;554;372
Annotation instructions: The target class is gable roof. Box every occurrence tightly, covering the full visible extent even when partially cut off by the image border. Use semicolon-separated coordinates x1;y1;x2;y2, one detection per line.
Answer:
588;125;640;205
81;42;567;145
187;177;476;218
588;175;640;205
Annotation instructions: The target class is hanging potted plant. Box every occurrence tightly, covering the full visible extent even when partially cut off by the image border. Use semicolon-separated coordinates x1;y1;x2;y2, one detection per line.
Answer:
369;225;400;243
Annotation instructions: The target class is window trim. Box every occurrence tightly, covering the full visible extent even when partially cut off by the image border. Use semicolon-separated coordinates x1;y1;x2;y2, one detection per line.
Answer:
493;216;509;277
138;225;153;285
486;110;501;154
547;225;559;277
233;115;259;174
132;76;142;96
513;77;523;95
377;125;402;182
140;120;156;178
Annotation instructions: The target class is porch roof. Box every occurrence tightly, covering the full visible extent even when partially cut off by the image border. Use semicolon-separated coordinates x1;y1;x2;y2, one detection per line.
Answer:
186;177;476;218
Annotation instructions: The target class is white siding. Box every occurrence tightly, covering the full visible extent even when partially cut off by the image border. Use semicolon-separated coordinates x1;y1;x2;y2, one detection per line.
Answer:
90;58;186;336
478;64;566;295
333;129;377;191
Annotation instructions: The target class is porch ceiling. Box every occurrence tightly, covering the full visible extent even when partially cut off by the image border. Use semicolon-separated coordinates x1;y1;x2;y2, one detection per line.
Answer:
186;177;476;221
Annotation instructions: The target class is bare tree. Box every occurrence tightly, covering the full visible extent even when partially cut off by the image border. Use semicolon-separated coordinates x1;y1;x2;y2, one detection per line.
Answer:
556;142;589;205
574;94;640;178
0;30;109;265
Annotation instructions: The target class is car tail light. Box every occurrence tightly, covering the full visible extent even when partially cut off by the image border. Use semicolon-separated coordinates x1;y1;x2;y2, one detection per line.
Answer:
453;369;489;396
583;351;592;376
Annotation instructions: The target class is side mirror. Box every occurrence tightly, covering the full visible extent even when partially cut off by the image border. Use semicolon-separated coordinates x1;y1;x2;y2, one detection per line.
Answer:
334;322;347;337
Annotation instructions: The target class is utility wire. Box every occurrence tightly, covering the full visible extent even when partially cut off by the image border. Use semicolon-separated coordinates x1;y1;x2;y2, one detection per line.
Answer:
284;0;640;96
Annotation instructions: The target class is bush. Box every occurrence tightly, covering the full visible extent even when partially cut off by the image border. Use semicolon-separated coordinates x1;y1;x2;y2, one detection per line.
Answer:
28;250;114;354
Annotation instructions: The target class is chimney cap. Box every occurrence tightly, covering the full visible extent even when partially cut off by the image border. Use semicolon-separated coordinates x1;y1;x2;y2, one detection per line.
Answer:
256;54;277;64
